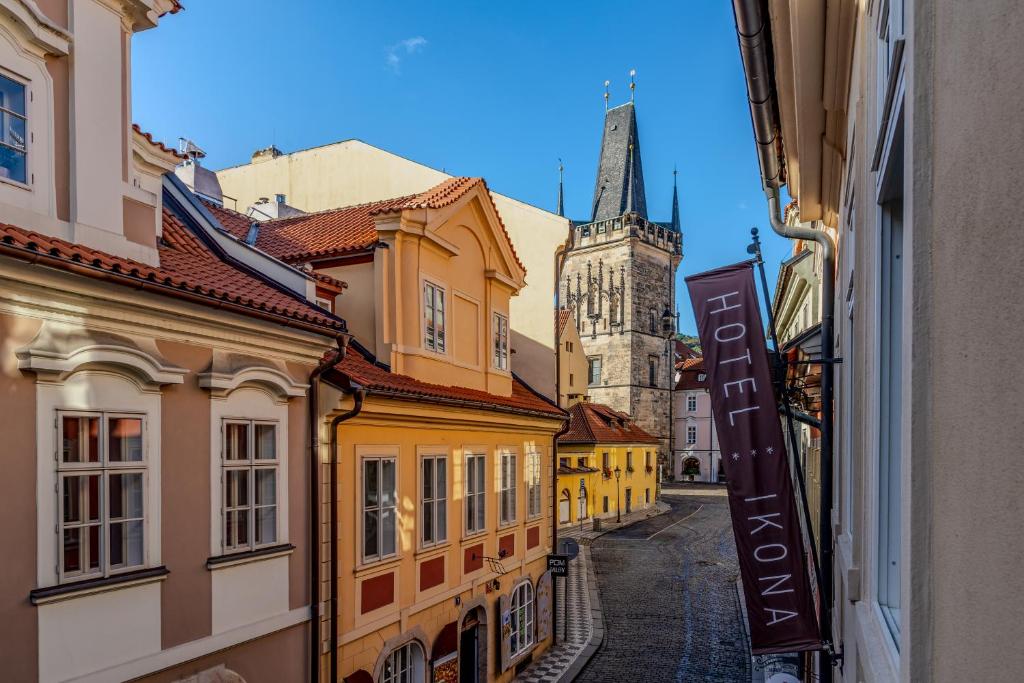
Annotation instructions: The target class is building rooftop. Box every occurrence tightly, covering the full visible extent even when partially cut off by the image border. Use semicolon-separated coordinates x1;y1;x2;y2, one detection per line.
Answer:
558;401;659;445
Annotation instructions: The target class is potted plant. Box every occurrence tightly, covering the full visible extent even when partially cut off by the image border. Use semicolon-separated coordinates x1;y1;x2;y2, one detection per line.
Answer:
602;466;612;479
683;464;700;482
645;465;654;474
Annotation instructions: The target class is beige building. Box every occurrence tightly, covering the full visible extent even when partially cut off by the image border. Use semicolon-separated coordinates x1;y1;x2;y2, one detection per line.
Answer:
0;2;348;681
213;139;571;403
733;0;1024;681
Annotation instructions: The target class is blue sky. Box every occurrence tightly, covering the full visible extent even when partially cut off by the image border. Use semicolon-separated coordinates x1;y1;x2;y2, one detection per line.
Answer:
133;1;793;335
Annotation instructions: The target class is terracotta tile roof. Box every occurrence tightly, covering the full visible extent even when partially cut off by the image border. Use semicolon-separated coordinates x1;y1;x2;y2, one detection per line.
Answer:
676;356;708;390
558;402;659;445
205;178;526;273
556;308;573;338
326;345;564;419
0;211;344;334
132;124;185;160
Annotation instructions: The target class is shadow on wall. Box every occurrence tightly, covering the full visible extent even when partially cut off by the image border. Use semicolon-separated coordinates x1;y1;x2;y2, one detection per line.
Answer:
510;329;555;401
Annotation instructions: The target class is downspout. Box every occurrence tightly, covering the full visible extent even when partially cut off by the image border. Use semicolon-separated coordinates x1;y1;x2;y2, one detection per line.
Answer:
328;386;365;683
733;0;838;676
551;416;570;645
308;338;348;683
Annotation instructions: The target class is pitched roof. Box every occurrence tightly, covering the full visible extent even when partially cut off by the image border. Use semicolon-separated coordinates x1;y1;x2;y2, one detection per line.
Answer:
676;356;709;390
0;210;344;335
132;124;185;160
558;401;659;445
591;103;647;222
326;344;564;419
204;178;525;272
556;308;574;338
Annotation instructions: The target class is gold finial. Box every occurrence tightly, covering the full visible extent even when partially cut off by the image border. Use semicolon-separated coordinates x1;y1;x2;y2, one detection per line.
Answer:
629;69;636;102
604;80;610;110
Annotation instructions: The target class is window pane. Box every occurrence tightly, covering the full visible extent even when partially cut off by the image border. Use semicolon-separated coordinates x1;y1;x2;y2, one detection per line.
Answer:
108;417;143;462
422;458;433;500
435;290;445;351
234;510;249;546
364;460;378;508
63;416;99;463
255;469;276;506
110;521;124;567
476;493;485;531
109;472;143;520
63;527;82;573
0;74;26;115
423;500;434;543
476;457;485;492
255;424;276;460
466;495;475;532
437;496;447;542
87;474;100;522
424;284;435;349
256;506;277;545
381;459;396;507
226;469;249;508
225;423;248;461
363;510;378;559
88;524;100;571
63;476;81;524
436;459;446;500
381;507;396;556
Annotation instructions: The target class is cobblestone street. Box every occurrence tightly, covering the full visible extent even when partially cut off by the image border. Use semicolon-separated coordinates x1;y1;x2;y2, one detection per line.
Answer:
577;485;750;682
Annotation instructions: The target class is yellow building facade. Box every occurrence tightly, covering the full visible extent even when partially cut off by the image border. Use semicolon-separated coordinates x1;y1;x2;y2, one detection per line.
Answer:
556;402;660;527
206;177;566;682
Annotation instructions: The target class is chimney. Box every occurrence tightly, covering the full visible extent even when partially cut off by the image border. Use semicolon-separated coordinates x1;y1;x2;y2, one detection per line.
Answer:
251;145;283;164
174;138;224;205
247;194;305;222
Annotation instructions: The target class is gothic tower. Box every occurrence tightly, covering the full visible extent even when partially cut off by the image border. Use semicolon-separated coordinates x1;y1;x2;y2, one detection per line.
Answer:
560;102;682;467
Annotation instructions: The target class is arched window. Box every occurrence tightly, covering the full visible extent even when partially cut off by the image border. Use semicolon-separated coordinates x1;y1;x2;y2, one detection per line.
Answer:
381;641;424;683
510;581;535;657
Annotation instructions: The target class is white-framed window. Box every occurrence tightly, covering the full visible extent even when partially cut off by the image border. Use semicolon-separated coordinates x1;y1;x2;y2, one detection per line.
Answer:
493;312;509;370
509;580;535;658
315;296;333;312
420;453;447;547
499;450;517;525
0;71;28;185
626;451;634;473
465;452;486;534
57;412;147;581
687;394;697;412
362;456;397;563
686;425;697;445
697;372;706;382
381;641;425;683
588;356;602;386
526;449;542;519
424;281;446;353
222;420;279;553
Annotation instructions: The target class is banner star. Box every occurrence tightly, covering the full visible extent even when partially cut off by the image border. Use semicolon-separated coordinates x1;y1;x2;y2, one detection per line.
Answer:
731;452;740;461
766;446;775;455
750;449;758;457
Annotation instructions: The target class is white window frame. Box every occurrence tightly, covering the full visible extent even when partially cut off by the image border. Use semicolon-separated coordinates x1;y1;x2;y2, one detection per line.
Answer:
493;311;509;371
686;425;697;445
423;280;447;353
220;419;280;554
361;455;398;564
687;394;697;412
526;449;542;519
420;451;448;548
56;411;148;583
588;356;602;386
465;451;487;535
509;580;535;658
0;69;29;188
381;640;425;683
499;449;517;526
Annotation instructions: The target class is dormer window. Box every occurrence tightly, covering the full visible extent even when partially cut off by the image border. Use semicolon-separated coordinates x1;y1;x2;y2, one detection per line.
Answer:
0;73;28;185
423;281;446;353
493;312;509;370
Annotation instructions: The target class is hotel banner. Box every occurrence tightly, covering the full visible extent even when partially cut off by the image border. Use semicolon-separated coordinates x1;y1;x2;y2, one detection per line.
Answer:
686;262;821;654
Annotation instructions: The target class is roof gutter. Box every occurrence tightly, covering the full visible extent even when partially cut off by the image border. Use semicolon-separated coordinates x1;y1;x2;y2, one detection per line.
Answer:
733;0;838;675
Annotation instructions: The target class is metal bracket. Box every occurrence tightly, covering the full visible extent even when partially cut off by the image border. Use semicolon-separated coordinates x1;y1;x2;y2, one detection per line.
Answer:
473;550;510;576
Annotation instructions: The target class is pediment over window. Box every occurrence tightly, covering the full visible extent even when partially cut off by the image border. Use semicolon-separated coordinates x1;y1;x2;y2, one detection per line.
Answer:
0;0;71;56
198;350;308;400
16;321;187;388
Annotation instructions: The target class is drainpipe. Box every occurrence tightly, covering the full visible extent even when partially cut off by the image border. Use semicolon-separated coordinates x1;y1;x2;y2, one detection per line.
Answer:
551;416;570;645
328;386;365;683
307;338;348;683
733;0;838;677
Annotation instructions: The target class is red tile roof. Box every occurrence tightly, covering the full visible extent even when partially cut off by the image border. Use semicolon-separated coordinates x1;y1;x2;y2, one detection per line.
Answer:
132;124;185;160
676;356;708;390
556;308;573;338
558;402;659;445
204;178;525;273
326;345;564;419
0;211;344;335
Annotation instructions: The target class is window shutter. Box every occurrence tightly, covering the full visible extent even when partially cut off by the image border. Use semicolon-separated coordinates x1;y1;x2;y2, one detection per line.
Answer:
536;571;553;643
498;592;511;672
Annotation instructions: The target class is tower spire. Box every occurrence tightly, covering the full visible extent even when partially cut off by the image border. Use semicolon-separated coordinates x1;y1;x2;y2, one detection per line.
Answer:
671;165;680;232
557;159;565;217
590;100;647;221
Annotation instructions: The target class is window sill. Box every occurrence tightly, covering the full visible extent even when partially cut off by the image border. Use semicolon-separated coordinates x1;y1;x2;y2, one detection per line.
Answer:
461;531;488;544
207;543;294;570
415;542;451;559
0;174;31;192
354;554;401;577
30;566;169;606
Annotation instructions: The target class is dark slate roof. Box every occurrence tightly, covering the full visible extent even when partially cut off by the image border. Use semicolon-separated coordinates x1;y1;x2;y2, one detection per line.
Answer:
591;103;647;222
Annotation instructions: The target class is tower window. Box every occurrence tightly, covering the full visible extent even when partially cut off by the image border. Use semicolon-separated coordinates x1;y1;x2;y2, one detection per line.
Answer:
588;357;602;386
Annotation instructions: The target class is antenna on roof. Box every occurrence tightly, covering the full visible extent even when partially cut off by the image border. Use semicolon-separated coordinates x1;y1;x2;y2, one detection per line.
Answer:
629;69;636;102
604;80;610;110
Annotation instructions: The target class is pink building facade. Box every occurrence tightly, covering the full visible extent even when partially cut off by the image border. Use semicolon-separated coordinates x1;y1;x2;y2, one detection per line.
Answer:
671;357;722;483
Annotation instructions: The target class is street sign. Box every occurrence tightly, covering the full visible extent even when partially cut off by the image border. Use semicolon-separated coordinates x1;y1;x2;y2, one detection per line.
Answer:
547;554;568;577
557;538;580;561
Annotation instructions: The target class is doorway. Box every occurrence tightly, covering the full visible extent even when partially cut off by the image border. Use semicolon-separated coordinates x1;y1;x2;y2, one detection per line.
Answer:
459;617;481;683
625;488;632;514
559;489;571;524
